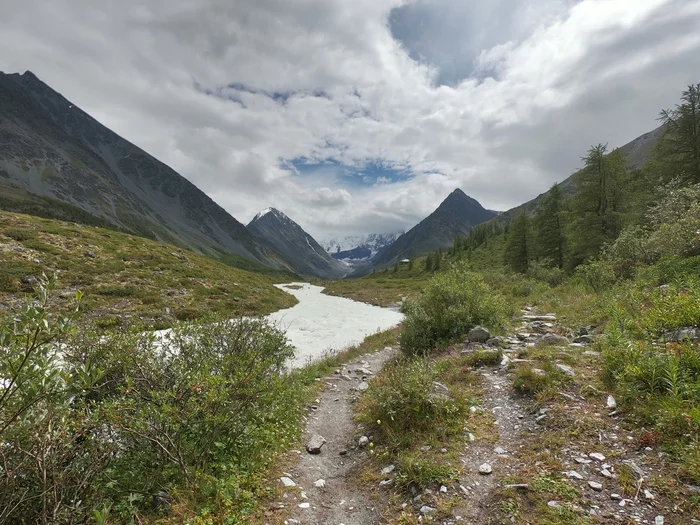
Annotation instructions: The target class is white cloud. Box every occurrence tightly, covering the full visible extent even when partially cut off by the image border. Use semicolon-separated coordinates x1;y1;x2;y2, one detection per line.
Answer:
1;0;699;239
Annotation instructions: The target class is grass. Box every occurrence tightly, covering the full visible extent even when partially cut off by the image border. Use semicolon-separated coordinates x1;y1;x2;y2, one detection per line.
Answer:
0;211;297;328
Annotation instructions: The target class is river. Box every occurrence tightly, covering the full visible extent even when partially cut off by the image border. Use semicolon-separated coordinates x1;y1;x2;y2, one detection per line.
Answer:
268;283;404;368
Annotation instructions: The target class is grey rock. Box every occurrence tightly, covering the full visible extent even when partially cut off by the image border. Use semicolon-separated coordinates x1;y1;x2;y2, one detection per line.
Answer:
314;479;326;488
588;481;603;491
589;452;606;462
539;333;570;346
655;515;665;525
486;336;507;347
152;490;171;512
606;395;617;409
547;500;562;509
84;250;97;258
468;326;491;343
419;505;436;515
573;334;596;344
358;436;369;447
280;476;296;487
381;464;395;475
567;470;584;480
479;463;493;475
665;326;700;342
306;434;326;454
532;368;547;376
494;446;507;455
554;363;576;376
379;479;393;487
357;381;369;392
21;274;38;286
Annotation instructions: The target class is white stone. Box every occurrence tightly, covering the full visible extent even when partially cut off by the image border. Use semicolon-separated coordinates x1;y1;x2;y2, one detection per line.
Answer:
655;516;664;525
589;452;606;462
298;502;310;509
314;479;326;488
381;464;395;475
280;477;296;487
358;436;369;447
607;395;617;409
567;470;584;480
479;463;493;475
588;481;603;491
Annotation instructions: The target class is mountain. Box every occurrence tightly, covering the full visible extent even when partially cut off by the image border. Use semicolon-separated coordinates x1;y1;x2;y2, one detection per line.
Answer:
321;232;404;261
247;208;348;279
372;189;497;268
0;70;279;268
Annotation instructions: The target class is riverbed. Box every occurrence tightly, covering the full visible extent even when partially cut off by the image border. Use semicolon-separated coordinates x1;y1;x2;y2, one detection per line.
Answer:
268;283;404;368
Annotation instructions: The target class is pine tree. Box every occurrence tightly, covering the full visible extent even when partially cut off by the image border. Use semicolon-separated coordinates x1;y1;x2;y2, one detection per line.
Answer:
408;258;414;270
658;84;700;183
433;250;441;271
568;144;624;265
535;184;566;268
393;263;398;273
425;254;433;272
504;213;530;273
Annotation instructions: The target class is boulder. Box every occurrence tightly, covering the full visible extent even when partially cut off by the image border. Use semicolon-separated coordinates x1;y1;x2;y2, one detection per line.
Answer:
554;363;576;376
468;326;491;343
306;434;326;454
665;326;700;342
573;334;596;344
486;336;507;348
538;333;570;346
21;274;38;286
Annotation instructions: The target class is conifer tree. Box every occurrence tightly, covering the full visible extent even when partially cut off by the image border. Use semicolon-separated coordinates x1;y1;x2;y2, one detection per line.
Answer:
504;213;530;273
535;184;566;268
433;250;441;271
393;263;398;273
658;84;700;183
425;253;433;272
568;144;624;265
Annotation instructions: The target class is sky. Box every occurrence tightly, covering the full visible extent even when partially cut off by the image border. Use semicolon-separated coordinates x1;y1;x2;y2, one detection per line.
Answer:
1;0;700;239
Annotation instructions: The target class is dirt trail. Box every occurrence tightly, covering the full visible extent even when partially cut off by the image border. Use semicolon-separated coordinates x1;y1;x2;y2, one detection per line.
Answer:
453;361;536;523
278;346;397;525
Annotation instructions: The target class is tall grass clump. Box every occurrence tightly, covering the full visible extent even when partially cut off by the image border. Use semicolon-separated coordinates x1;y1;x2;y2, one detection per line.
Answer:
399;265;510;356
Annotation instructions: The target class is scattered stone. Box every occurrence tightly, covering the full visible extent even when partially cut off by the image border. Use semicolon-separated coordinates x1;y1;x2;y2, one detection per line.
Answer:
607;395;617;409
567;470;584;480
440;485;448;493
665;326;700;342
280;477;296;487
554;363;576;376
285;519;300;525
21;275;38;286
468;326;491;343
479;463;493;475
589;452;606;462
548;501;562;509
298;502;310;509
601;469;613;478
644;489;655;500
420;505;436;515
486;336;507;347
532;368;547;376
573;334;596;344
381;464;395;475
358;436;369;447
502;484;529;490
588;481;603;491
357;381;369;392
421;445;432;452
440;448;447;454
610;493;622;501
306;434;326;454
314;479;326;488
539;333;570;346
379;479;393;487
84;250;97;258
655;515;665;525
494;446;507;455
339;449;348;456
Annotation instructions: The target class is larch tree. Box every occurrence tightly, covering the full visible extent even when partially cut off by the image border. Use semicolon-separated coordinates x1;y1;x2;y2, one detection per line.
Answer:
535;184;566;269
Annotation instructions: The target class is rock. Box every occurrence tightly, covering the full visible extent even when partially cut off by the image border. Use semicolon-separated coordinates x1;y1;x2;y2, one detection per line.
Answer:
589;452;606;462
440;448;447;454
339;449;348;456
494;446;507;455
554;363;576;376
357;381;369;392
468;326;491;343
21;274;38;286
655;515;664;525
381;464;395;475
280;476;297;487
432;381;449;392
644;489;655;500
84;250;97;258
440;485;448;493
298;502;310;509
358;436;369;447
152;490;171;512
306;434;326;454
314;479;326;488
665;326;700;342
539;333;570;346
567;470;584;480
379;479;393;487
588;481;603;491
532;368;547;376
610;493;622;500
420;505;436;515
421;445;432;452
574;457;592;464
600;468;613;478
486;336;507;347
606;395;617;409
547;501;562;509
479;463;493;475
286;519;300;525
573;334;595;344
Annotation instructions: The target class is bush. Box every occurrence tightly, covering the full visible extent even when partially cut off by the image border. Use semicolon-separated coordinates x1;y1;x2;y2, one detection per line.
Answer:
527;261;566;287
399;266;509;356
574;259;617;293
355;358;468;450
0;280;303;523
513;367;554;396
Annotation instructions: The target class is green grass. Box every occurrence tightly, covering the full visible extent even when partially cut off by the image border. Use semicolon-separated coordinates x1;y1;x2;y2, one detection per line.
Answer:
0;211;297;327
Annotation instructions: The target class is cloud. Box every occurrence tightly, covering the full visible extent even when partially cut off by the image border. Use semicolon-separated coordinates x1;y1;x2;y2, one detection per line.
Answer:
1;0;699;240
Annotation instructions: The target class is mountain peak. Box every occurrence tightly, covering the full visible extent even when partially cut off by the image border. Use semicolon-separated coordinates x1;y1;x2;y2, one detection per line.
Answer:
250;207;290;224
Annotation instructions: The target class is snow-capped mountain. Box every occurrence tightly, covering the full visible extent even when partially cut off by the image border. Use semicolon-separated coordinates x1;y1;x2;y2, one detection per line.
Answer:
247;208;348;279
321;232;404;261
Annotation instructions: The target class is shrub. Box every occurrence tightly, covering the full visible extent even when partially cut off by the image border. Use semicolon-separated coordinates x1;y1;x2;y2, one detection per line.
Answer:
355;358;468;450
574;259;617;293
513;367;554;396
527;261;566;287
399;266;509;356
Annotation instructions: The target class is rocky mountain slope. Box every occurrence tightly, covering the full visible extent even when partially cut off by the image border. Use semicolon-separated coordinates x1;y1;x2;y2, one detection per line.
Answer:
321;232;404;261
247;208;348;279
371;188;497;268
0;70;280;267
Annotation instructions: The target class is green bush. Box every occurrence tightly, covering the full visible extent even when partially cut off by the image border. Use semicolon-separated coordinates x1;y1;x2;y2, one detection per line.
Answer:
355;358;468;450
399;266;509;356
574;259;617;293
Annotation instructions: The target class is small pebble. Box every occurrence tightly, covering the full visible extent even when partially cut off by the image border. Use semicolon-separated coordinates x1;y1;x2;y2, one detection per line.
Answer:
588;481;603;491
479;463;493;475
